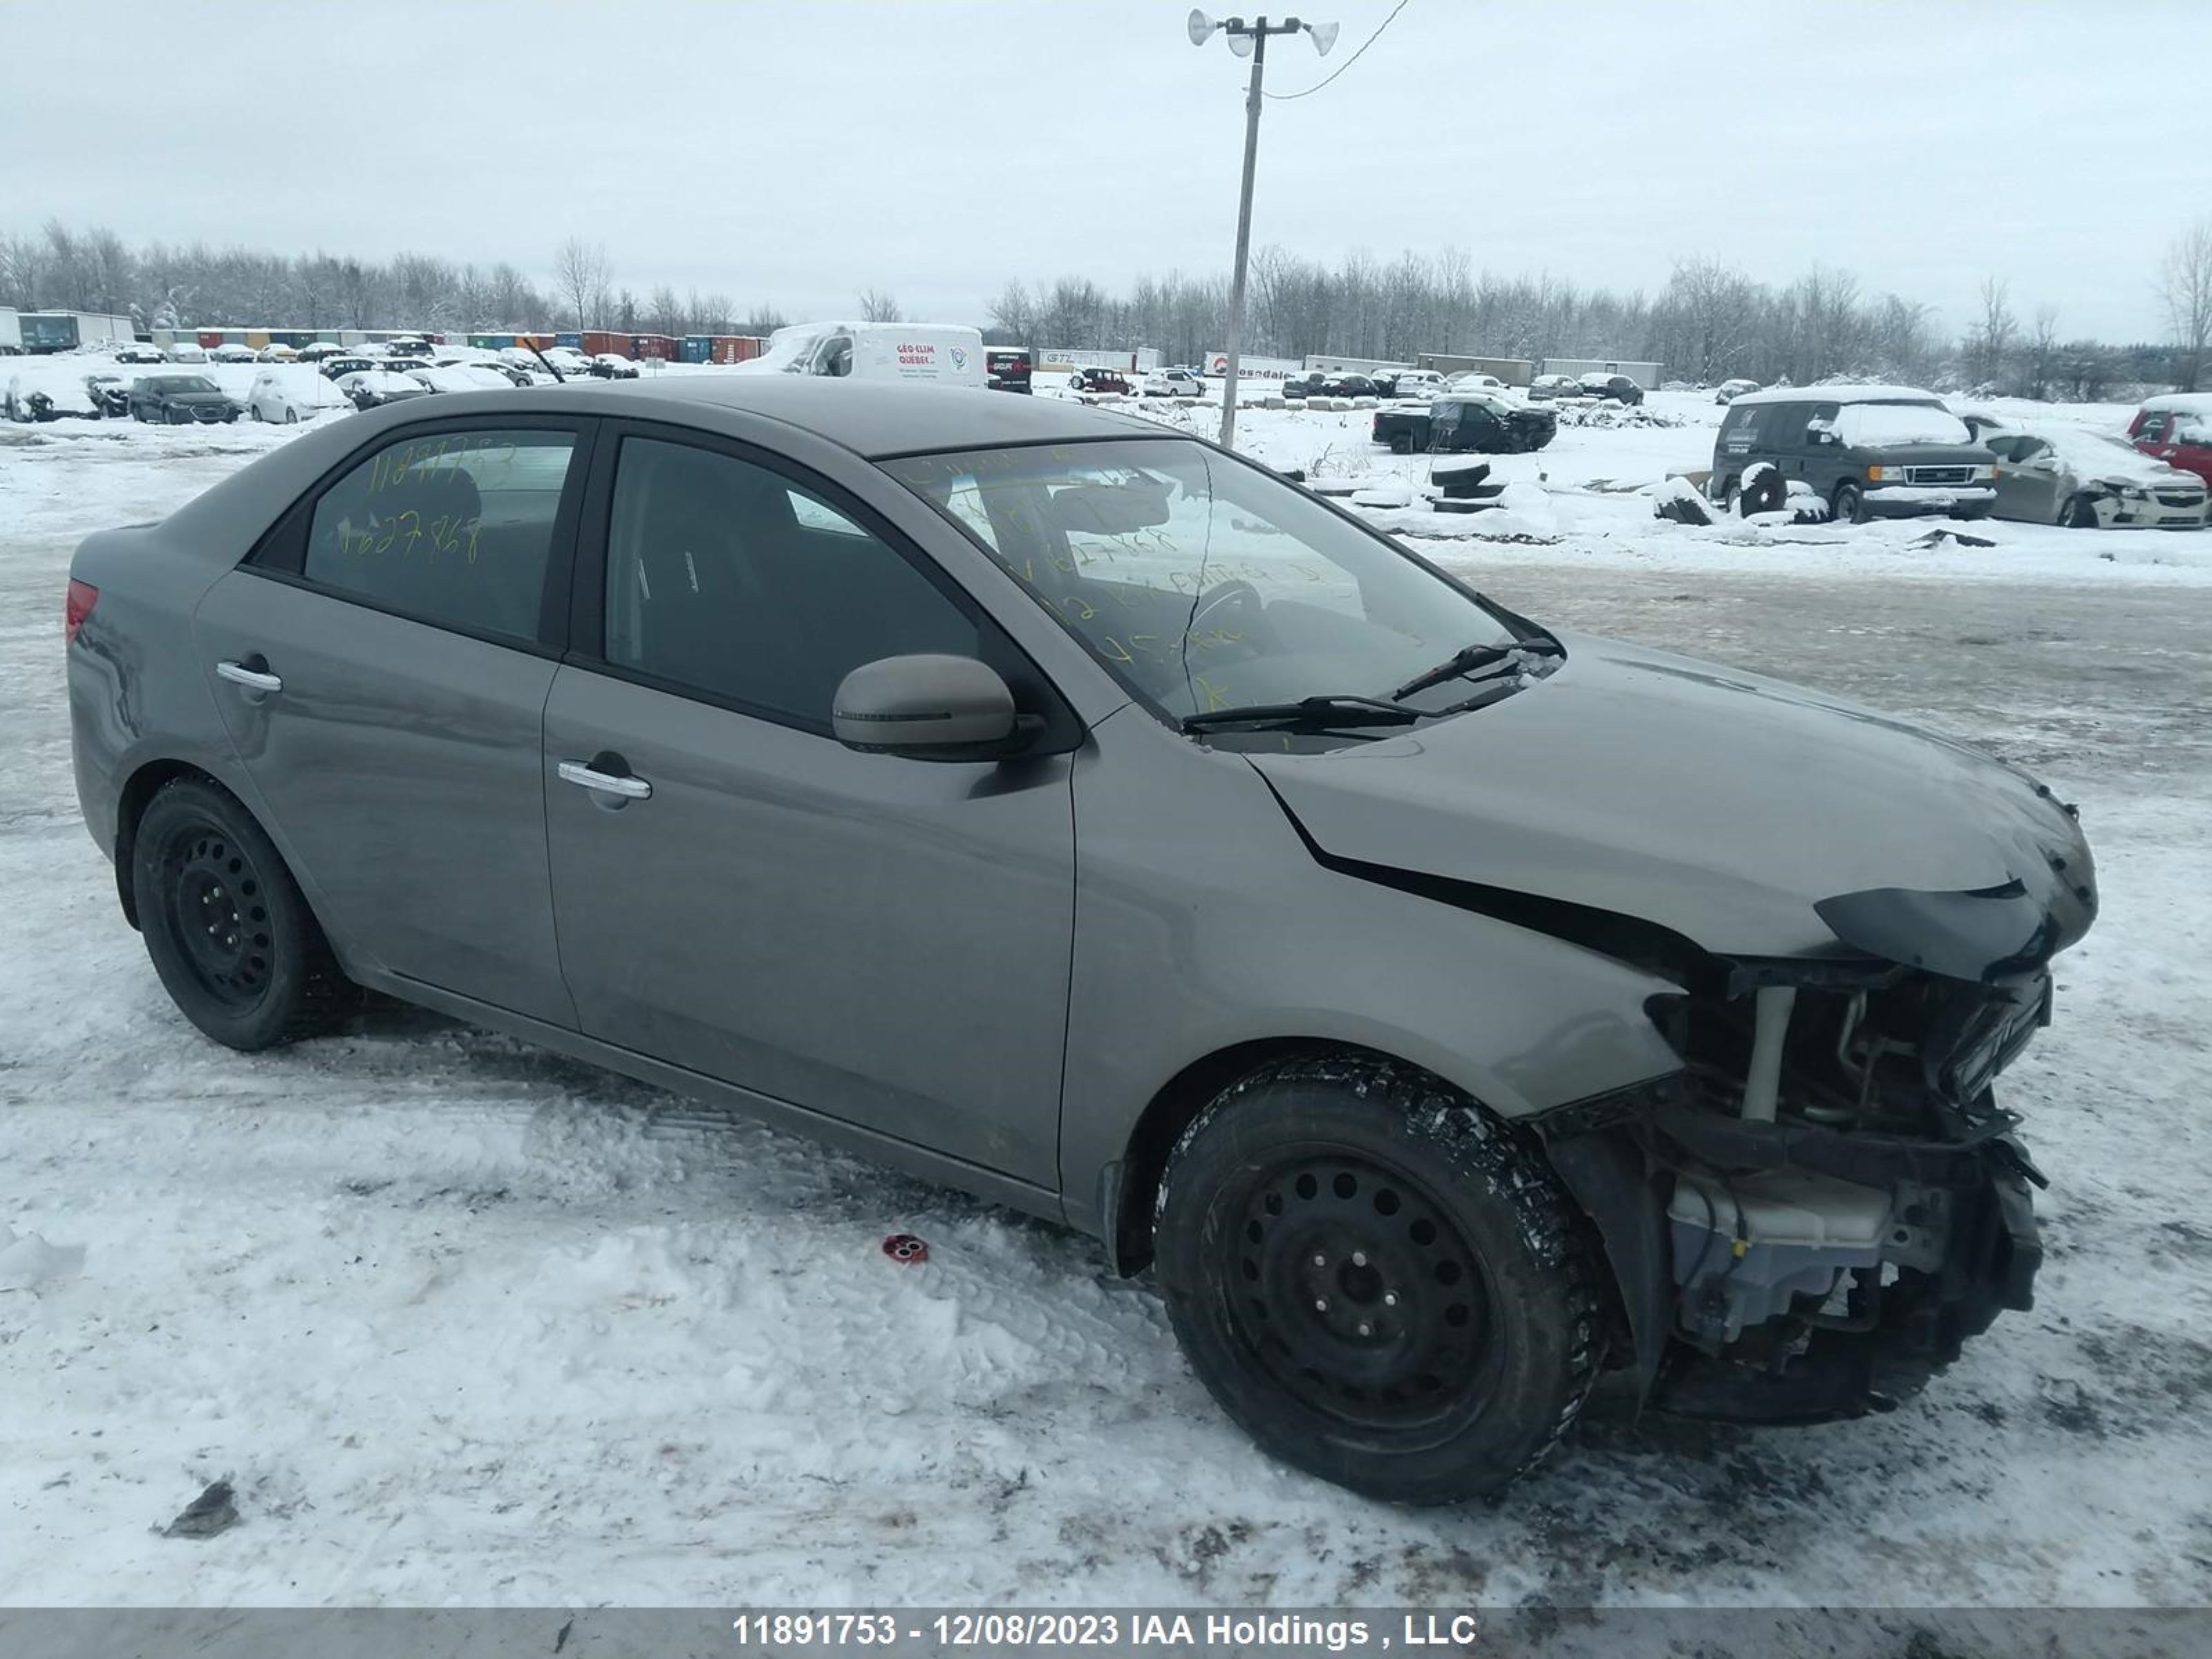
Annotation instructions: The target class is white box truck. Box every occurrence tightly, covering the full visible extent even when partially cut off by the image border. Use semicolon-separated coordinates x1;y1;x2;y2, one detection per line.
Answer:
745;322;986;388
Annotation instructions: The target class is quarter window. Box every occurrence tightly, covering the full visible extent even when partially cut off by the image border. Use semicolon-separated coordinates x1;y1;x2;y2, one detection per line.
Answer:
303;428;577;640
601;438;977;727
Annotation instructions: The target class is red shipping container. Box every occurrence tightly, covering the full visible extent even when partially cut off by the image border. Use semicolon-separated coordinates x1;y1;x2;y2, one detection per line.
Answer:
198;330;224;349
581;330;626;357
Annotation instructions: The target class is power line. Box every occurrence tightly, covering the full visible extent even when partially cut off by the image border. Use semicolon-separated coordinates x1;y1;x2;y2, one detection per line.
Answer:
1263;0;1412;100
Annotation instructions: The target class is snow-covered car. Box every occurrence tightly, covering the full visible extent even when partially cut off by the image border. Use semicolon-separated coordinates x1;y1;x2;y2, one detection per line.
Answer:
541;346;593;378
381;357;433;375
1974;420;2209;529
164;343;209;364
5;373;99;421
1526;373;1579;400
408;366;519;395
317;355;379;382
2128;394;2212;493
297;342;350;364
129;373;241;424
1382;368;1446;398
1445;371;1509;396
247;366;347;424
84;372;132;417
588;353;640;379
1714;378;1761;404
333;370;431;410
114;344;165;365
210;343;259;364
1140;366;1204;398
1577;372;1644;405
256;344;300;362
469;359;536;388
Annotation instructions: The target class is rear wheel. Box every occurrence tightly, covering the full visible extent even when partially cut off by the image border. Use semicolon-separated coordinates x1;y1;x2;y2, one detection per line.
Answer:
1832;480;1868;524
1154;1057;1604;1503
131;778;348;1051
1389;431;1414;456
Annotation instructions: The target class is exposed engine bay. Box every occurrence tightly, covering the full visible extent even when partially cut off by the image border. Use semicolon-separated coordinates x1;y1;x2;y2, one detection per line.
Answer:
1538;872;2089;1425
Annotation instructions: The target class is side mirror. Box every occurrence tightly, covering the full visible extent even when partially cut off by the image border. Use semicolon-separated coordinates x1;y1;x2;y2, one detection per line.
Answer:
832;654;1024;761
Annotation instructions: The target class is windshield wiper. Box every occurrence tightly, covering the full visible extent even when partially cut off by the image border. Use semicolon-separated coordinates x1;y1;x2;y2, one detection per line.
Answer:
1181;695;1421;734
1389;637;1564;702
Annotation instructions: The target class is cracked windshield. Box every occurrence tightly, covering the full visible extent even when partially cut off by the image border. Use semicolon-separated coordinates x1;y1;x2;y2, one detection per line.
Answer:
887;438;1518;725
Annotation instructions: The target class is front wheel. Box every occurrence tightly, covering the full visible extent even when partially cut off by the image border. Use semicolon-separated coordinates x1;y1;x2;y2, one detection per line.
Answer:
131;778;349;1051
1154;1058;1604;1504
284;407;299;424
2062;494;2099;529
1832;480;1868;524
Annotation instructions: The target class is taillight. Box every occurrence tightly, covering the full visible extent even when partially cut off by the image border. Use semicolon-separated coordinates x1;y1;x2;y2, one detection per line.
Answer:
65;578;97;645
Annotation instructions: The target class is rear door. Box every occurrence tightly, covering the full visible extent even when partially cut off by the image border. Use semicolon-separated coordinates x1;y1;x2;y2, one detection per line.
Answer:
194;417;595;1025
541;423;1077;1184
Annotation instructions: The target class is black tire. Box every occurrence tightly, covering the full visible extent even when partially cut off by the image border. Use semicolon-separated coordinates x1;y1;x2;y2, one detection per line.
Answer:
1154;1056;1604;1504
2062;494;2098;529
1388;431;1414;455
250;405;263;422
1832;480;1868;525
131;778;348;1051
284;407;299;425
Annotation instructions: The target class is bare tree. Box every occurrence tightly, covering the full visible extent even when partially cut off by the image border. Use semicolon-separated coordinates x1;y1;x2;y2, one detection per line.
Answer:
858;287;903;323
2159;216;2212;392
1965;276;2016;391
2024;306;2061;401
554;236;610;332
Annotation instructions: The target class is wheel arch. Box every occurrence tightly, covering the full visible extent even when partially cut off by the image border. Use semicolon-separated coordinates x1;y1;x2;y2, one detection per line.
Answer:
112;758;227;929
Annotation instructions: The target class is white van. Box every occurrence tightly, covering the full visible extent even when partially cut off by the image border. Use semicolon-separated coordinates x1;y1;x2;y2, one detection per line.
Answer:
749;321;986;388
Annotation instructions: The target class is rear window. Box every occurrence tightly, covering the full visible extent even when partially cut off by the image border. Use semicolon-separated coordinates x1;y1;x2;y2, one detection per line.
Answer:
1832;403;1971;447
301;428;579;641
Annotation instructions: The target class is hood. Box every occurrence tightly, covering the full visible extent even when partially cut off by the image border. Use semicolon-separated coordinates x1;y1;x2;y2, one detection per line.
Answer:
162;388;234;404
1248;631;2096;979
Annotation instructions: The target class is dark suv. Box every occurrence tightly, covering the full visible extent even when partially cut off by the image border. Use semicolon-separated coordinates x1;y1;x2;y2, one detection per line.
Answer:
1373;394;1556;455
1576;373;1645;405
129;374;240;424
1712;388;1998;523
1067;366;1129;395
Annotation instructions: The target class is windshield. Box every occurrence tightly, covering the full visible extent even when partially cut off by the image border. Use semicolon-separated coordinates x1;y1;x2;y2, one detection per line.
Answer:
883;438;1518;724
1833;402;1971;447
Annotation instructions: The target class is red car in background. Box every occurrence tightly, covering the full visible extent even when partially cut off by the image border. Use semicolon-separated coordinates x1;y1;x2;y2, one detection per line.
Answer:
2130;395;2212;489
1067;366;1130;395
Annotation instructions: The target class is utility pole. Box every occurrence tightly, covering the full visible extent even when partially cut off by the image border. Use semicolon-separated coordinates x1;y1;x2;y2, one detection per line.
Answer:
1189;10;1335;450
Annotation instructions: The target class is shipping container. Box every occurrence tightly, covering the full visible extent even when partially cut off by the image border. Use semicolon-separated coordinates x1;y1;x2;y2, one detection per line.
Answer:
581;330;627;357
679;335;711;364
555;332;583;350
245;330;270;349
715;335;766;364
629;334;677;362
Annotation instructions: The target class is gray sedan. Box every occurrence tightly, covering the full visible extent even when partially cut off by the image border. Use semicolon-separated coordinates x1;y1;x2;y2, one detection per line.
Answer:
66;377;2095;1501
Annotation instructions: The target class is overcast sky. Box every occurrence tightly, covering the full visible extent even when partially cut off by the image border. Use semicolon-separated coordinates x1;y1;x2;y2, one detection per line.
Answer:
7;0;2201;341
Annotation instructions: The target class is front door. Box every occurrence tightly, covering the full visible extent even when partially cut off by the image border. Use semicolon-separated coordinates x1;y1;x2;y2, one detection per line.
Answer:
195;420;594;1025
543;429;1076;1184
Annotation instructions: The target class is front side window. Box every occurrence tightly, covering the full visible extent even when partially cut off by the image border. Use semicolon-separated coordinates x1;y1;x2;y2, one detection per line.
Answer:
601;438;977;727
885;438;1518;724
303;427;578;640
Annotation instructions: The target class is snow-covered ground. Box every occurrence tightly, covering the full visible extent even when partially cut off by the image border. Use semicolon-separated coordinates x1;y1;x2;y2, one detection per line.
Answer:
2;386;2209;1611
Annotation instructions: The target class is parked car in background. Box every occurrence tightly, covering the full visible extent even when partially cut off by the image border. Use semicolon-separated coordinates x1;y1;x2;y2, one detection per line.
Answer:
115;344;166;365
164;343;209;364
318;355;377;382
472;360;536;388
409;366;518;395
1712;386;1996;523
1444;372;1508;396
297;342;349;363
1067;366;1130;395
1372;392;1557;454
1526;373;1578;400
6;373;100;420
1577;373;1644;405
1319;373;1379;398
1971;418;2209;529
65;375;2094;1503
536;346;592;379
129;373;241;424
247;366;347;424
1279;372;1322;398
209;343;259;364
1141;366;1205;398
256;344;300;362
381;357;433;375
985;348;1033;394
589;354;641;379
2128;395;2212;491
747;321;988;388
333;370;431;410
85;373;132;418
1714;378;1760;404
1378;368;1445;398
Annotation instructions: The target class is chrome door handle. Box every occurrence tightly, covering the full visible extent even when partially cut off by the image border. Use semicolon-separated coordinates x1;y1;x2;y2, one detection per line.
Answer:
558;760;652;800
215;659;283;693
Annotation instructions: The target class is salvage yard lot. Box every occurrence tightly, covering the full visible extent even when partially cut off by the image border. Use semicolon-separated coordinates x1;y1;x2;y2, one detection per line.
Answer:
1;397;2209;1607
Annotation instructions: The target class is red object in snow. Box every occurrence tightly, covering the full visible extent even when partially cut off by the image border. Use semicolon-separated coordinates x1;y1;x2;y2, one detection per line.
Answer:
881;1233;929;1265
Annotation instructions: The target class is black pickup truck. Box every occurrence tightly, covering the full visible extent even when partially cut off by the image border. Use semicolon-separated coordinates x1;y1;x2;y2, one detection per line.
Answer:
1371;393;1556;456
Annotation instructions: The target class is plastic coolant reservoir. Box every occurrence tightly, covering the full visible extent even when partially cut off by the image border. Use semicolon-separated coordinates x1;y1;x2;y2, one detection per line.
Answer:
1667;1168;1892;1251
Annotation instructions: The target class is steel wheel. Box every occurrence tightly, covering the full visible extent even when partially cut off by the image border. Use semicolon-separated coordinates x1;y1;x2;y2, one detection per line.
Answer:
1226;1151;1499;1433
157;823;276;1011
